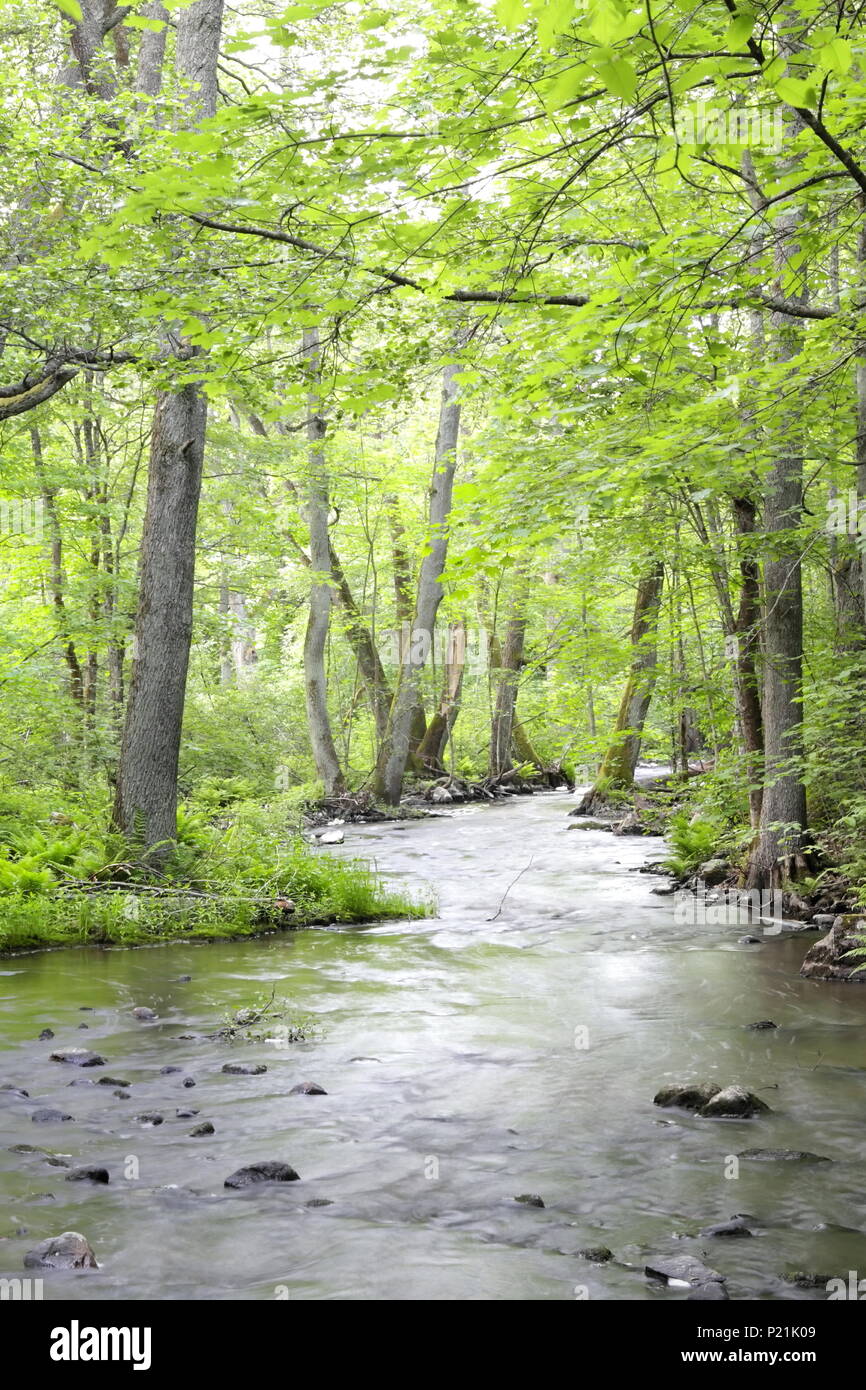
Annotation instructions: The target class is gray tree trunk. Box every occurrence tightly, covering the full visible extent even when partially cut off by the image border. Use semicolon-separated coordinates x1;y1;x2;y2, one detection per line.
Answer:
373;362;461;804
302;326;346;797
111;0;224;851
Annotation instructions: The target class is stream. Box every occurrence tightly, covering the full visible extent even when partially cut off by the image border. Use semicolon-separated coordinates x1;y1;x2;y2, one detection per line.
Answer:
2;790;866;1301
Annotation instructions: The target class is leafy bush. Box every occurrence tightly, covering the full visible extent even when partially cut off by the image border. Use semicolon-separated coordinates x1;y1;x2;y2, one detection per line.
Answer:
663;811;724;876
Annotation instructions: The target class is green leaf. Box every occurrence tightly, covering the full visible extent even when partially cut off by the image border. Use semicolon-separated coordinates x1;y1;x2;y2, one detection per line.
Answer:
596;57;637;103
817;37;853;76
55;0;83;18
774;75;818;108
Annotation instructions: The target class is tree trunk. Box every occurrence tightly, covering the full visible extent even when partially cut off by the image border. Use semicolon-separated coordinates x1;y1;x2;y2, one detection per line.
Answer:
31;426;85;706
489;615;527;779
416;620;466;770
374;361;461;804
328;542;393;744
111;0;224;851
745;84;810;888
301;326;345;798
731;497;764;826
578;561;665;807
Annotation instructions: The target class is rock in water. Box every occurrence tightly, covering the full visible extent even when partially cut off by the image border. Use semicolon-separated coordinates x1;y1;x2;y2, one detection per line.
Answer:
135;1113;164;1126
745;1020;777;1031
800;915;866;983
688;1282;729;1300
31;1108;73;1124
24;1231;97;1270
738;1148;832;1164
513;1193;545;1208
699;1085;771;1118
613;811;644;836
699;858;729;885
97;1077;130;1088
49;1048;106;1067
319;828;345;844
290;1081;327;1095
645;1255;725;1289
653;1082;721;1111
700;1217;754;1238
132;1006;157;1020
222;1062;267;1076
38;1028;55;1040
224;1161;300;1189
431;786;453;804
190;1122;214;1137
65;1166;109;1184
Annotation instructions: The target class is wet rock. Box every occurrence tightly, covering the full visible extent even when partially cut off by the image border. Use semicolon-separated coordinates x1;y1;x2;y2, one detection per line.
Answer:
700;1217;754;1238
290;1081;327;1095
221;1062;267;1076
1;1084;29;1097
160;1066;182;1075
811;914;836;928
738;1148;832;1164
31;1108;73;1124
38;1028;55;1040
782;1271;834;1289
613;811;645;836
319;828;345;844
9;1143;43;1153
746;1020;777;1031
577;1246;613;1262
65;1166;109;1184
700;859;729;885
738;935;762;945
568;818;614;831
132;1006;157;1020
182;1077;196;1088
176;1107;199;1119
653;1082;721;1111
113;1090;131;1099
49;1048;105;1067
190;1122;214;1137
97;1076;130;1088
650;883;677;895
24;1231;97;1270
44;1156;70;1168
176;975;192;982
688;1282;729;1300
28;1193;56;1204
67;1078;94;1087
305;1198;334;1208
77;1022;89;1029
431;786;453;804
135;1112;164;1126
699;1086;771;1118
645;1255;725;1289
800;915;866;984
514;1193;545;1208
224;1161;300;1189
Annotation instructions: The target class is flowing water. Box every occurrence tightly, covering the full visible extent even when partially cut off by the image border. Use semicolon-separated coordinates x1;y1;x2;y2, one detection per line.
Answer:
2;791;866;1301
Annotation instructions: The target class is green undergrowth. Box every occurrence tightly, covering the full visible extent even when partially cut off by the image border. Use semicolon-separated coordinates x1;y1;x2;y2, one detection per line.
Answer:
0;782;431;953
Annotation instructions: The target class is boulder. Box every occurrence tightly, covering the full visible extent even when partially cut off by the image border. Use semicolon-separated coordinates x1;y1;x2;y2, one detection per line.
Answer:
653;1082;721;1112
97;1076;130;1088
645;1255;724;1289
135;1112;164;1126
800;915;866;983
65;1166;109;1184
190;1122;214;1137
745;1020;777;1031
513;1193;544;1208
132;1006;157;1020
431;786;453;804
699;1085;771;1118
31;1108;73;1123
24;1231;97;1270
224;1161;300;1189
290;1081;327;1095
49;1048;105;1067
688;1282;729;1300
700;859;729;885
577;1246;613;1262
176;1107;199;1119
222;1062;267;1076
38;1028;55;1040
613;811;645;836
319;829;345;844
160;1066;182;1075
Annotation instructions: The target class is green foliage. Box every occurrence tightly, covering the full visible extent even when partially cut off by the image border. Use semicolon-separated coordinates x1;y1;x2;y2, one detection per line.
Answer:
663;811;724;877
